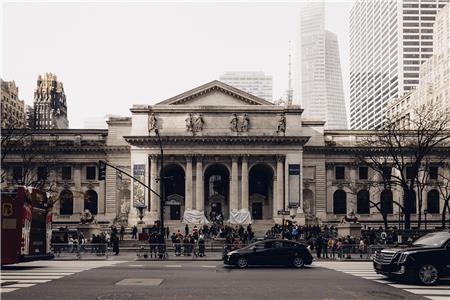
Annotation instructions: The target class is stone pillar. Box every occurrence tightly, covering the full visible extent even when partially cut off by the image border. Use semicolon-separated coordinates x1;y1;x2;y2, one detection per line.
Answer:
150;155;158;214
230;156;239;211
73;164;83;214
241;155;249;210
275;155;284;216
195;156;204;211
185;155;193;210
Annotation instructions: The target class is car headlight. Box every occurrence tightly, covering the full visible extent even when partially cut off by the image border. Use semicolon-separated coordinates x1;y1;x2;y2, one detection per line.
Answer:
397;253;409;263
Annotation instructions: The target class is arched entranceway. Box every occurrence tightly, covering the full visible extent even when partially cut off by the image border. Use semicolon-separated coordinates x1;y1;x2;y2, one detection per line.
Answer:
162;164;185;220
249;164;274;220
84;190;98;215
204;164;229;221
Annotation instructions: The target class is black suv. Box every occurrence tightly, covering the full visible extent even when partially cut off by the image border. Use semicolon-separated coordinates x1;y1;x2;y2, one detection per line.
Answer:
373;231;450;285
223;239;313;268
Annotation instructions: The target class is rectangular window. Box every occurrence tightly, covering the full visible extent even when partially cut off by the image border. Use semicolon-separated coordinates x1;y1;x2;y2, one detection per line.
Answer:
335;166;345;180
62;166;72;180
382;166;392;181
12;166;23;181
86;166;96;180
37;166;48;181
429;166;438;180
406;166;415;180
359;166;368;180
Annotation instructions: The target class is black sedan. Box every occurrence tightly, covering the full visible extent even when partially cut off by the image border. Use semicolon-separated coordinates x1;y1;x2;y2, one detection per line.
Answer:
223;239;313;268
373;231;450;285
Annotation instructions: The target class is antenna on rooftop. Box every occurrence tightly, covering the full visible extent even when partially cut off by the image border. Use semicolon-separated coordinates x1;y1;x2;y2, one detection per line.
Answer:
287;40;293;107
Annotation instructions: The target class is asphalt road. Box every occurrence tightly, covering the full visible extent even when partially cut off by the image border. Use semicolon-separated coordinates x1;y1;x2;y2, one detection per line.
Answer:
2;260;449;300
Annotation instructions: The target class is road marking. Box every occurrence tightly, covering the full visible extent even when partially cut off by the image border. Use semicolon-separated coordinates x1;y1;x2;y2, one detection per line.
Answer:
0;288;19;293
3;283;37;288
425;296;450;300
1;276;63;279
389;284;450;289
1;279;51;283
128;264;144;267
165;265;182;268
0;272;74;276
403;289;450;295
201;265;217;268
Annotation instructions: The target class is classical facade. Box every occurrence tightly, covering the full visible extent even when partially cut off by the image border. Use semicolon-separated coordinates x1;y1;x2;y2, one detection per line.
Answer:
2;81;449;230
32;73;69;129
1;79;27;128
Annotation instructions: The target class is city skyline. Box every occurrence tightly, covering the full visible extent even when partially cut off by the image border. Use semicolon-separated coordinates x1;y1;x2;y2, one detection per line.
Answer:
2;0;353;128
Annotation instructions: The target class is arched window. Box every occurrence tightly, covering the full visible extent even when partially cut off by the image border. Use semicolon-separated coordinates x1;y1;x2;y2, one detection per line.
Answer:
357;190;370;214
59;189;73;215
380;190;393;214
427;189;440;214
84;190;98;215
333;190;347;215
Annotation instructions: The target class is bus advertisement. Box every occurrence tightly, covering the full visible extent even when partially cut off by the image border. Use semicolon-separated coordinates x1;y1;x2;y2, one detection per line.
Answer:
1;186;54;265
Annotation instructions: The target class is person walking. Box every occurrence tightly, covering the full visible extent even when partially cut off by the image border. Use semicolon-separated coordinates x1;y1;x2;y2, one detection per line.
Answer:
131;225;138;240
166;227;170;240
358;238;365;259
120;225;125;241
185;224;189;236
315;236;323;259
112;233;120;255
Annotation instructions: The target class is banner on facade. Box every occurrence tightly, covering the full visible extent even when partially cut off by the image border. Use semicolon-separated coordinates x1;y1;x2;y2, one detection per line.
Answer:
133;164;145;207
288;164;300;207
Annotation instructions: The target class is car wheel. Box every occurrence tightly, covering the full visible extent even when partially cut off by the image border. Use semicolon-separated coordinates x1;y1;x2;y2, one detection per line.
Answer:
237;257;248;268
418;264;439;285
292;257;304;268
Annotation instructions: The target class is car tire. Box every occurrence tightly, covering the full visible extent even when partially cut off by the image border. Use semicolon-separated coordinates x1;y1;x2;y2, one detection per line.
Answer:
417;264;439;285
292;257;304;268
237;257;248;269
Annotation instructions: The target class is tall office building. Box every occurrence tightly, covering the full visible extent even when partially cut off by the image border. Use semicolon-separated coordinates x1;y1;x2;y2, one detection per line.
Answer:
350;0;448;129
1;79;27;128
299;0;348;129
219;72;273;101
33;72;69;129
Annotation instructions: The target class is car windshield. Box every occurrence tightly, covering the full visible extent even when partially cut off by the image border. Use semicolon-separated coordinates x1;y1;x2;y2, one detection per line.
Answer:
412;233;449;247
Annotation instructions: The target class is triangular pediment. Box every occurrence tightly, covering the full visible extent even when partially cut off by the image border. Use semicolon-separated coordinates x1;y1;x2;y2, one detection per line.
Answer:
155;80;273;106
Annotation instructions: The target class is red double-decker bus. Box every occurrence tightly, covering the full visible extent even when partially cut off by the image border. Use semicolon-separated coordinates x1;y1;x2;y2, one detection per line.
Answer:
1;186;54;265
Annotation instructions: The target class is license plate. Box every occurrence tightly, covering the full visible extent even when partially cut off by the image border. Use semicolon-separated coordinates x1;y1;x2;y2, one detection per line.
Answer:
374;263;382;270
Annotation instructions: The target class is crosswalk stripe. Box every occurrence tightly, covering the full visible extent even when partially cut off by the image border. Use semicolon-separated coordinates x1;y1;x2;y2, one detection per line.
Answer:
201;265;217;268
425;296;450;300
165;265;182;268
403;289;450;295
1;279;51;283
389;284;450;290
1;273;74;276
3;283;36;288
0;288;19;293
1;276;63;279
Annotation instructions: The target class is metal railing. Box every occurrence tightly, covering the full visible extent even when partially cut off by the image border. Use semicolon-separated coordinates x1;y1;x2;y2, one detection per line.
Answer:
51;243;110;260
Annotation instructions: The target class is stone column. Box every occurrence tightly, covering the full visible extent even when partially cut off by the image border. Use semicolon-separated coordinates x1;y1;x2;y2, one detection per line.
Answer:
241;155;249;210
150;155;158;213
275;155;284;216
195;156;204;211
230;156;239;211
185;155;193;210
73;164;83;214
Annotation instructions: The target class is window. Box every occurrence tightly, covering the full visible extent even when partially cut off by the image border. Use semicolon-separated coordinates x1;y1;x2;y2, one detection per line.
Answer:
37;166;48;181
86;166;96;180
406;190;417;214
84;190;98;214
333;190;347;214
381;190;393;214
359;166;368;180
59;190;73;215
382;166;392;181
357;190;370;214
427;190;440;214
406;166;415;180
335;166;345;180
12;166;23;181
429;166;438;180
62;166;72;180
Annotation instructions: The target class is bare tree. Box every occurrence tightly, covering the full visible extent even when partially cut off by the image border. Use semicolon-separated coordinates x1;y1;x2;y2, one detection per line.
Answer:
360;105;450;229
436;168;450;228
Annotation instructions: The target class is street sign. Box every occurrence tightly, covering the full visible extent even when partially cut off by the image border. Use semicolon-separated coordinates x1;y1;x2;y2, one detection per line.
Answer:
277;210;290;215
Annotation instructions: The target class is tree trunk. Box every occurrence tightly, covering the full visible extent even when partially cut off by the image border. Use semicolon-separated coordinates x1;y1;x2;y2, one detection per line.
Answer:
442;203;447;229
403;191;411;229
382;213;388;229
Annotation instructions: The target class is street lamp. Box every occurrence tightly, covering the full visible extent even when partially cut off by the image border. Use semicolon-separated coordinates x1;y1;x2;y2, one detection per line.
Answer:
154;129;165;238
424;209;428;231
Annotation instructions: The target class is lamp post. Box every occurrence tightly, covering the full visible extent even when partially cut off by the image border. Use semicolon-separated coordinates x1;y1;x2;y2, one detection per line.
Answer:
154;129;165;238
424;209;428;231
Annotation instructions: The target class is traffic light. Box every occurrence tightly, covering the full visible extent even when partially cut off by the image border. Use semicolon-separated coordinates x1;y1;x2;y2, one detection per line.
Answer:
98;160;106;181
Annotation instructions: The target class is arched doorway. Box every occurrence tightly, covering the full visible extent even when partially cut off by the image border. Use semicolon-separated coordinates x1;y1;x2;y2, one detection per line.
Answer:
59;189;73;215
204;164;229;221
357;190;370;214
249;164;274;220
380;190;393;214
333;189;347;215
162;164;185;220
84;190;98;215
427;189;440;214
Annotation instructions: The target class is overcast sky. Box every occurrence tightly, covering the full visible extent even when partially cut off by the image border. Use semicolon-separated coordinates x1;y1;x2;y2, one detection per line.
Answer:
2;0;354;128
